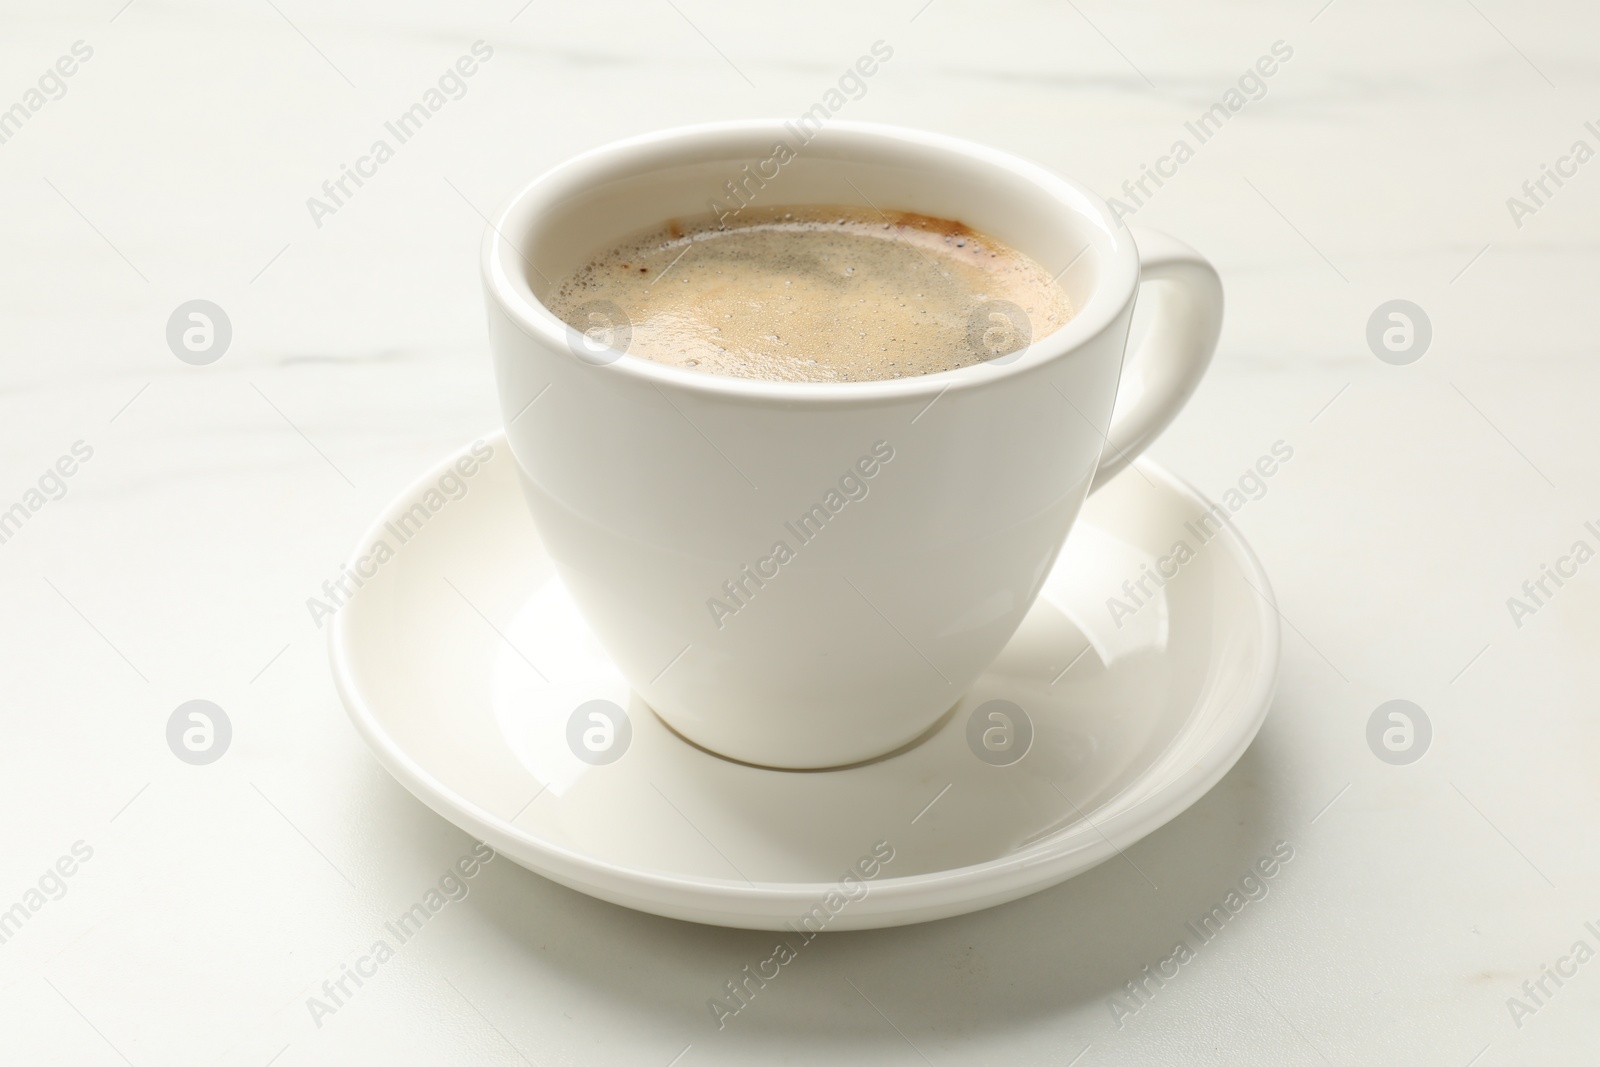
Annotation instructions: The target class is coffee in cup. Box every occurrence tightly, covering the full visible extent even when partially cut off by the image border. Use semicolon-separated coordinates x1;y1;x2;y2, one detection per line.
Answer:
545;205;1073;382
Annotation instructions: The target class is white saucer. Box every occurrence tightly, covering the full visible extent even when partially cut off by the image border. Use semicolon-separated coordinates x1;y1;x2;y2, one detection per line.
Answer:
330;432;1278;930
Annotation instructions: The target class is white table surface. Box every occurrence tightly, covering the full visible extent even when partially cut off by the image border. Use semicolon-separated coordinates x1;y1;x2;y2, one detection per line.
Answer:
3;1;1597;1064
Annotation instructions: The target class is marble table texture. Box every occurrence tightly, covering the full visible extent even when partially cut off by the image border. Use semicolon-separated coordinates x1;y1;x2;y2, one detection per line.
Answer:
2;0;1598;1064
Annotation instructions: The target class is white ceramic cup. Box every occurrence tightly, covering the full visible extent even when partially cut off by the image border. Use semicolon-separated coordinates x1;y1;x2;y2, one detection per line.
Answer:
482;120;1222;770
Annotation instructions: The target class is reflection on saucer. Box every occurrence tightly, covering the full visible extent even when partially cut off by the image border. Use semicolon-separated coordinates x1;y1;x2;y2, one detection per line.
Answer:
493;579;628;800
1043;523;1170;667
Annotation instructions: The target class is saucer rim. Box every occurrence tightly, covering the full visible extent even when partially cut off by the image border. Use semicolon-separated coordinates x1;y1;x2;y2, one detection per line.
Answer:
330;432;1279;922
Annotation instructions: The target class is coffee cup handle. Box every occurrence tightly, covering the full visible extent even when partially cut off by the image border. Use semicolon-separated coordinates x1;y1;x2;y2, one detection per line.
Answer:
1089;225;1224;493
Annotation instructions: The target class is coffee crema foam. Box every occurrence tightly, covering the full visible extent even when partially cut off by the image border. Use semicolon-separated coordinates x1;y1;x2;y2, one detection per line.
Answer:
545;205;1074;382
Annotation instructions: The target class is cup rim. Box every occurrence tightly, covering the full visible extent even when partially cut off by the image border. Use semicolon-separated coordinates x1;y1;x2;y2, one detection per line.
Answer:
482;119;1140;402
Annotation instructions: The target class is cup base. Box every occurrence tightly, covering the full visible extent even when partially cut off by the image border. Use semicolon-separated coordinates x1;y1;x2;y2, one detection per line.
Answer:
647;698;964;772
